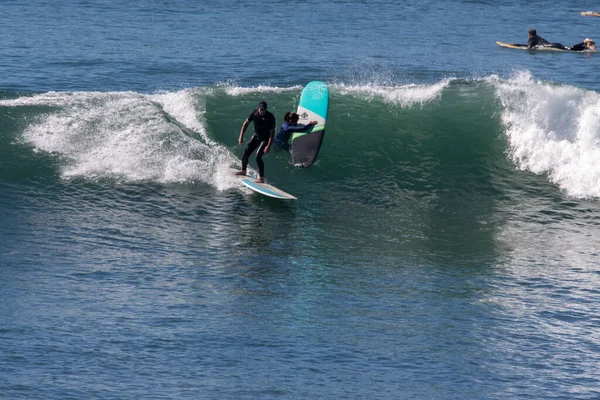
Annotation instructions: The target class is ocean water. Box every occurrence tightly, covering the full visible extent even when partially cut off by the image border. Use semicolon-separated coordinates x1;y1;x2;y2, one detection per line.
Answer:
2;1;600;399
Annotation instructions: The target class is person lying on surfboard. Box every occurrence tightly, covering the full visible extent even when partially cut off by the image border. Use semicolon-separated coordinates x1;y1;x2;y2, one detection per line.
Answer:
236;100;276;183
527;29;567;50
274;112;318;152
516;30;595;52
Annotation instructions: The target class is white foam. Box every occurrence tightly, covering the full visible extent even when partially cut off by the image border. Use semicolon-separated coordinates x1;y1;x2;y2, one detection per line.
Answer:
331;79;451;107
14;90;240;191
222;84;302;97
149;88;210;142
494;71;600;198
0;91;125;107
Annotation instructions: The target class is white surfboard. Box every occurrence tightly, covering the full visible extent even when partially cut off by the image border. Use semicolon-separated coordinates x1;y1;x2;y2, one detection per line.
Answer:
496;41;575;52
235;173;296;200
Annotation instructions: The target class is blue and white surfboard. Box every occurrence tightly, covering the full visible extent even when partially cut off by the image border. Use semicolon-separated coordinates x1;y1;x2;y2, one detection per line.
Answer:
238;176;297;200
291;81;329;168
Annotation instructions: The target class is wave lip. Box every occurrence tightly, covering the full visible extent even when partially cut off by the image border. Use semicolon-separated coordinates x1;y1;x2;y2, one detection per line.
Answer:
222;84;302;97
331;79;451;107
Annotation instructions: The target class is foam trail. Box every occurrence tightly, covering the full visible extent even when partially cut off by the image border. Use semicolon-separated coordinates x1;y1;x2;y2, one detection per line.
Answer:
10;91;240;191
493;71;600;198
149;88;241;190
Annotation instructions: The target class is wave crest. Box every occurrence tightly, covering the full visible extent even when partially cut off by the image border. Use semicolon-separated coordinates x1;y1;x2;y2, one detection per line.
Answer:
494;71;600;198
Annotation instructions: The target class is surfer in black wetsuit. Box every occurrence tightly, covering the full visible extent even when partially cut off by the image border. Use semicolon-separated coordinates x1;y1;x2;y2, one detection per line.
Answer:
236;101;276;183
527;29;567;50
274;112;318;152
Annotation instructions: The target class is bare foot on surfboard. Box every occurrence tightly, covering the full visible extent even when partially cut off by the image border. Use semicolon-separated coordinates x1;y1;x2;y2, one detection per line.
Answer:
254;177;265;183
235;170;246;176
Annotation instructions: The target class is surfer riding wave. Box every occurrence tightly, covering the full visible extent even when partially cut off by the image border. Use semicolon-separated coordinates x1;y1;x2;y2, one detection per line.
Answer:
236;101;275;183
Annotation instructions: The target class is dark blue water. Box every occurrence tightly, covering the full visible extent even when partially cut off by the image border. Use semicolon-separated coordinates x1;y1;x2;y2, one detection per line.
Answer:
2;1;600;399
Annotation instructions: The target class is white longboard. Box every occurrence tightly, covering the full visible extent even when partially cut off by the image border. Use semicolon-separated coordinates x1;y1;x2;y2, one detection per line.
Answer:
496;41;584;52
235;173;296;200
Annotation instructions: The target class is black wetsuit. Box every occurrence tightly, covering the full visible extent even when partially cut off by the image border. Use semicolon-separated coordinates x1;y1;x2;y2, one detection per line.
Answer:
570;42;588;51
241;108;275;177
528;34;566;50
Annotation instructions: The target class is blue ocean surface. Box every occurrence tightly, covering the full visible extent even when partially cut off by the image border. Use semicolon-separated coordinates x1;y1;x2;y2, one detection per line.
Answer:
1;1;600;399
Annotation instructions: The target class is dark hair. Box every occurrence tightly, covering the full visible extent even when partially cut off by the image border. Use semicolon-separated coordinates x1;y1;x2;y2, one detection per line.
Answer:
283;112;300;122
528;28;537;36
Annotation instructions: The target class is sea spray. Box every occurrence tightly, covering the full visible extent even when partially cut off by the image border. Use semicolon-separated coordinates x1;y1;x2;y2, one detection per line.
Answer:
493;71;600;198
331;80;451;107
7;91;239;189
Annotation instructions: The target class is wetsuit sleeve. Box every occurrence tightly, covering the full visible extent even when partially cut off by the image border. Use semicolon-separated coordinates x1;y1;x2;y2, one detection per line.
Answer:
269;113;276;130
247;110;255;121
286;123;314;133
570;42;586;51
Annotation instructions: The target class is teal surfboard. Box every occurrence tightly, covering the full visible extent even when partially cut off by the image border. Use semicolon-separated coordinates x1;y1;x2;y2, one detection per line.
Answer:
291;81;329;168
236;174;297;200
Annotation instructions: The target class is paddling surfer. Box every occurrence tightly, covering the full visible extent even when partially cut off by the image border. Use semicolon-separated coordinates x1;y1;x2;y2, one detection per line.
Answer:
527;29;567;50
525;30;596;51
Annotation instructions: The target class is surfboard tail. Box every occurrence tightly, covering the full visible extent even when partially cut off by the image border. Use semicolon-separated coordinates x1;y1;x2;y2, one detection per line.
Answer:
291;129;324;168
